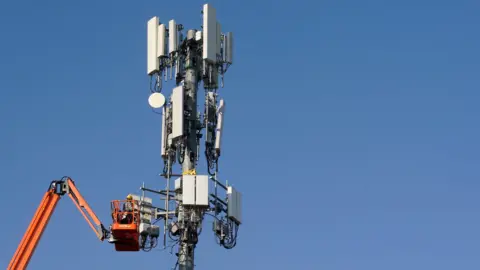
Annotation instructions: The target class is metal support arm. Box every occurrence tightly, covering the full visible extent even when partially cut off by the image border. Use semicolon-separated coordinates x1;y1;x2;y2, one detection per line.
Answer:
8;177;109;270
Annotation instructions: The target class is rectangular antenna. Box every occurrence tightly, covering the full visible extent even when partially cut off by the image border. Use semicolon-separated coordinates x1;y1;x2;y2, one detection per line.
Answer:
171;86;184;140
182;175;209;206
224;32;233;64
157;24;167;57
169;19;178;54
202;4;217;63
196;175;209;206
227;186;242;224
215;99;225;154
182;175;195;205
160;106;167;157
147;16;159;75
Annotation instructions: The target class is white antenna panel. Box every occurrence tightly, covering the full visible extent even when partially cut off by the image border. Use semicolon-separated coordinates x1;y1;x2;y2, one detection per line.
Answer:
202;4;217;63
182;175;209;206
216;22;221;59
224;32;233;64
171;86;184;140
169;19;178;54
157;24;167;57
214;99;225;154
182;175;196;205
227;186;242;225
160;106;167;157
147;16;159;75
195;175;209;206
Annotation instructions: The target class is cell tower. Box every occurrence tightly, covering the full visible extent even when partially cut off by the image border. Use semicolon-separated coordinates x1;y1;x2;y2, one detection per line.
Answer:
140;3;242;270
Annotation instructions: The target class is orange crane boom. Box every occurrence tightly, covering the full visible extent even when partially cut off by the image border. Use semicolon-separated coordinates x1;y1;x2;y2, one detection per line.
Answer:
8;177;109;270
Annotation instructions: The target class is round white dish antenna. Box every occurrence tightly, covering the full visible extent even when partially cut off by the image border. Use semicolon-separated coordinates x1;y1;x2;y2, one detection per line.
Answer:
148;92;166;108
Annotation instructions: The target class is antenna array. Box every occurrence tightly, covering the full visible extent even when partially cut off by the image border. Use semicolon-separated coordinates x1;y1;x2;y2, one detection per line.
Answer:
139;4;242;270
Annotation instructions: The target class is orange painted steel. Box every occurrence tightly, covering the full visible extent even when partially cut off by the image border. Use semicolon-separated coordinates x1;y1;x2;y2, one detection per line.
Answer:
8;189;60;270
8;178;108;270
110;199;140;251
66;178;105;240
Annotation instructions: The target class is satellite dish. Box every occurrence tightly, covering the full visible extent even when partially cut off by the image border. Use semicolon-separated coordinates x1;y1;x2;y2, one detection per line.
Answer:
148;92;166;108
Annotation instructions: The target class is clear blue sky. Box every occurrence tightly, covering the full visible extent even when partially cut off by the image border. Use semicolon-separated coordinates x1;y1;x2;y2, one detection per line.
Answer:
1;0;479;269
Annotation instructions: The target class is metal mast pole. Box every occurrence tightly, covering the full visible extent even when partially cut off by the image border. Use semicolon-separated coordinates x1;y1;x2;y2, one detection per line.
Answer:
181;31;199;174
145;5;241;270
178;29;200;270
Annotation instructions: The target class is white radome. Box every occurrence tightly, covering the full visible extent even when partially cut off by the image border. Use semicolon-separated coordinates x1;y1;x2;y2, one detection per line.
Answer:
148;92;166;109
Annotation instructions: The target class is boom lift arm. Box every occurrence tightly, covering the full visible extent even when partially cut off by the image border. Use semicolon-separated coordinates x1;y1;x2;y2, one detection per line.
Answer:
8;176;109;270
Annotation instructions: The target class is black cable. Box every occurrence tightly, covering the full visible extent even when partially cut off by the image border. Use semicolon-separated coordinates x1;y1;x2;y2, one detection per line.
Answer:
204;212;222;221
150;75;160;93
178;145;185;164
206;156;215;176
162;160;168;175
152;108;163;115
205;145;217;176
169;239;179;255
168;230;178;241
